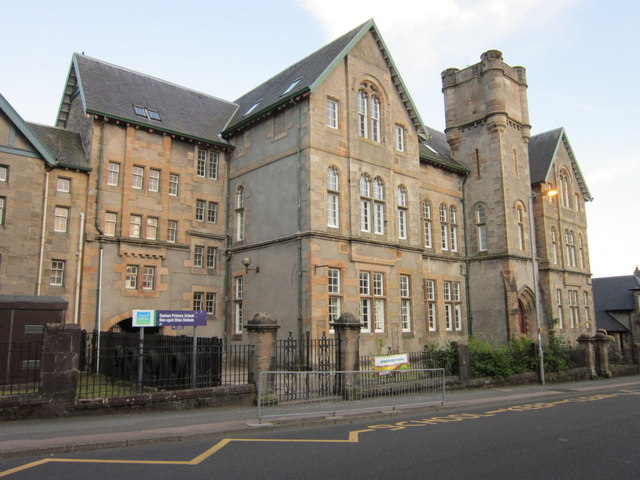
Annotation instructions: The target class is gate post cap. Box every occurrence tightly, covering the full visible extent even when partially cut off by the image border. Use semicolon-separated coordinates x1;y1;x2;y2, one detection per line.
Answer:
245;312;279;332
331;312;362;329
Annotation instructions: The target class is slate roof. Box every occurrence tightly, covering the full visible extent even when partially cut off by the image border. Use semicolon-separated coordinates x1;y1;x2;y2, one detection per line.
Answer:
419;127;468;173
0;93;57;167
57;54;237;145
528;128;592;201
592;275;640;333
224;19;427;139
28;123;89;171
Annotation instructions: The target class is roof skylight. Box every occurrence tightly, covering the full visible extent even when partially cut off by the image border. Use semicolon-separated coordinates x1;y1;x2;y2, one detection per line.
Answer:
244;100;261;117
281;77;302;96
133;105;161;121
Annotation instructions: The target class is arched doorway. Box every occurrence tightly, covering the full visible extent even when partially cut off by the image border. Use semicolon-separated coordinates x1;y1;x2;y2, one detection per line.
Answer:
518;300;527;334
517;287;536;340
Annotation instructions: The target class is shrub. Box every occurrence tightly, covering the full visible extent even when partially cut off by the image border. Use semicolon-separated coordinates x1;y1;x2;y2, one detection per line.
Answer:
469;337;538;378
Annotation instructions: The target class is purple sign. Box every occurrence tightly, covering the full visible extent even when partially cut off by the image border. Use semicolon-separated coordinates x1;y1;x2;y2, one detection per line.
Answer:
157;310;207;327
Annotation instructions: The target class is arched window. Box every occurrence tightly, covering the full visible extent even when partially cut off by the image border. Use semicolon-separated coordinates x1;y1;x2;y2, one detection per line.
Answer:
327;167;339;228
235;186;245;241
565;230;576;266
516;204;525;251
359;175;371;232
449;206;458;252
551;227;558;264
422;199;432;248
439;204;448;251
373;177;385;235
560;172;571;208
578;234;585;268
476;205;487;252
357;83;382;143
396;186;407;240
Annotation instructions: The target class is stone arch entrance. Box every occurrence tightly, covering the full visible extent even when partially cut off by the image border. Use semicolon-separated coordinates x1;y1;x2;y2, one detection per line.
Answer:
517;287;536;341
100;310;159;334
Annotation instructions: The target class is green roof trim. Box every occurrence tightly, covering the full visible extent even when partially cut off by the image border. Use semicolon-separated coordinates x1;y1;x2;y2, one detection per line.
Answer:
0;93;58;166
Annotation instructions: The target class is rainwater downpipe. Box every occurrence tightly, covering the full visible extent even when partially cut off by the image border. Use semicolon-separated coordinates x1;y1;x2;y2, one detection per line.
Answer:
36;170;50;295
296;101;303;343
461;173;473;337
94;120;106;368
223;147;233;345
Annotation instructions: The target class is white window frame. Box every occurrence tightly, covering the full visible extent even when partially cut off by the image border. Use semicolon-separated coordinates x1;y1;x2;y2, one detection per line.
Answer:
400;274;411;332
206;292;216;314
132;166;144;190
234;277;244;334
54;206;69;233
397;186;407;240
395;125;405;152
556;289;564;330
207;247;217;269
207;201;218;224
327;167;339;228
142;266;155;290
194;245;204;268
107;162;120;186
129;215;142;238
167;220;177;243
104;212;117;237
146;217;158;240
125;265;138;289
373;178;384;235
57;177;70;193
169;173;179;196
327;98;338;129
148;169;160;192
193;292;203;311
195;200;206;222
476;206;487;252
50;260;65;286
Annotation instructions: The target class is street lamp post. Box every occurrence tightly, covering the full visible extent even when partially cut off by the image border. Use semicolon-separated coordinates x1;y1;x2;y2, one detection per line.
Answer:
528;188;558;386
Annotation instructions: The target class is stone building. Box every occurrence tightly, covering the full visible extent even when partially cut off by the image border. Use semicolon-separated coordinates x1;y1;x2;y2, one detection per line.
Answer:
0;19;594;349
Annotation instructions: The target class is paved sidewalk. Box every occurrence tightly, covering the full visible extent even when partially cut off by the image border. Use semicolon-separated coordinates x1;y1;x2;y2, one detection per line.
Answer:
1;375;639;459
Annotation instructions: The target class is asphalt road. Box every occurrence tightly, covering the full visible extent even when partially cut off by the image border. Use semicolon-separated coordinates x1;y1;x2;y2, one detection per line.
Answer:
2;386;639;479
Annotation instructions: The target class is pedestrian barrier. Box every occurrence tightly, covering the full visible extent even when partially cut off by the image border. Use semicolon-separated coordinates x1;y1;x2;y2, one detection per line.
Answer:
257;368;445;422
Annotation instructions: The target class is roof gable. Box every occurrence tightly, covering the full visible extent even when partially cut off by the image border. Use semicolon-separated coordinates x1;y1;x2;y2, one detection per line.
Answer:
0;93;57;166
528;127;592;201
56;54;238;146
28;123;89;171
224;19;427;138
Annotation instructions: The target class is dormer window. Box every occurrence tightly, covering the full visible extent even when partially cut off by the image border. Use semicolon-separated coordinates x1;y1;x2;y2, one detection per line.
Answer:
133;105;161;121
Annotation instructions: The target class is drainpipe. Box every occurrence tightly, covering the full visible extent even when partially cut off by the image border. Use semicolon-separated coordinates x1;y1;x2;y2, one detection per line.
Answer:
223;147;232;345
296;101;303;343
94;120;106;368
36;170;50;295
73;212;85;324
461;173;472;337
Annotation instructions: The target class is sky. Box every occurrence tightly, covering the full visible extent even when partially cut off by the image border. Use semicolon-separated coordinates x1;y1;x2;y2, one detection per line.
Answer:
1;0;637;278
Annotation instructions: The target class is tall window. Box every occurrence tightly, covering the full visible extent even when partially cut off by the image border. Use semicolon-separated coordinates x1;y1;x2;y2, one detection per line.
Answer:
373;178;385;235
583;292;590;327
476;205;487;252
373;272;385;332
358;84;381;142
359;175;371;232
400;274;411;332
50;260;65;286
360;272;385;333
327;167;339;228
234;277;244;334
105;212;117;236
132;166;144;189
556;289;564;330
395;125;405;152
426;279;437;331
193;292;204;311
169;173;179;196
125;265;138;289
235;187;245;241
207;202;218;224
129;215;141;238
146;217;158;240
167;220;177;243
328;268;341;329
196;149;219;179
560;172;571;208
439;204;448;251
359;272;371;333
195;200;206;222
423;200;432;248
449;206;458;252
207;247;217;269
453;282;463;331
107;162;120;186
569;290;579;328
54;206;69;232
148;169;160;192
206;292;216;314
397;186;407;240
326;98;338;129
578;235;585;268
0;197;5;226
516;205;525;251
565;230;576;267
142;266;155;290
0;165;7;182
194;245;204;267
551;228;558;264
443;281;453;331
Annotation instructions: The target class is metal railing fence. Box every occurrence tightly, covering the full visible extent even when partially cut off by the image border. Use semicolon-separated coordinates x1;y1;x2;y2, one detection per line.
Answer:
77;331;253;399
257;368;445;422
276;331;337;371
0;341;43;395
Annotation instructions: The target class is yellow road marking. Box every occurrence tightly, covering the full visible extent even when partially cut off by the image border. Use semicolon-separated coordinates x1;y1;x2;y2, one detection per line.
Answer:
0;391;635;477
